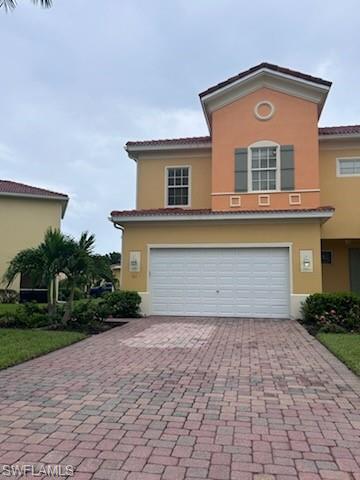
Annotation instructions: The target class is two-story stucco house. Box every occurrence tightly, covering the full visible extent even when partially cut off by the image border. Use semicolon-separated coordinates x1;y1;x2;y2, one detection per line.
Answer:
0;180;68;300
110;63;360;319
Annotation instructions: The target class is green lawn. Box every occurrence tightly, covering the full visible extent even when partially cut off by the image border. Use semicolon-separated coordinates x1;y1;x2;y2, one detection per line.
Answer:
0;329;86;370
317;333;360;376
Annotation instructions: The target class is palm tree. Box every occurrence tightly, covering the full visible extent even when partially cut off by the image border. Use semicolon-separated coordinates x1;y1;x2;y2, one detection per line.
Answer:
1;0;52;11
38;228;72;313
4;229;107;324
62;232;95;323
3;247;45;293
3;228;69;314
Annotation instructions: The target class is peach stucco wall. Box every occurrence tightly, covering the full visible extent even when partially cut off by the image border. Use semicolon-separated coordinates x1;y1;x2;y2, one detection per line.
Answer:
211;87;320;210
213;191;320;211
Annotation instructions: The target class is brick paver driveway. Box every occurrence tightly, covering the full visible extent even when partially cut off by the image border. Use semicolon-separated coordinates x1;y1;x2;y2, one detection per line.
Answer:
0;318;359;480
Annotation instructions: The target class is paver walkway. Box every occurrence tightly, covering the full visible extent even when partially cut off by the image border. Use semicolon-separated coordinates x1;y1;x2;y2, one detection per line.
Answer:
0;318;359;480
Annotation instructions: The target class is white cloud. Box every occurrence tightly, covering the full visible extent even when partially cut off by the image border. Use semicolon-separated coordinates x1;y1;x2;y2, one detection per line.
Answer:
133;107;207;139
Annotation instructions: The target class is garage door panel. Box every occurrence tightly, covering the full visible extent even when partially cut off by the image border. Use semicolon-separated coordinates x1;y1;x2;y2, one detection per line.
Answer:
150;248;290;318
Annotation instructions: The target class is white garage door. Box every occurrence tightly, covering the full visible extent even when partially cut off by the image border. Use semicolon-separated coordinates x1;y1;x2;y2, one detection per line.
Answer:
150;248;290;318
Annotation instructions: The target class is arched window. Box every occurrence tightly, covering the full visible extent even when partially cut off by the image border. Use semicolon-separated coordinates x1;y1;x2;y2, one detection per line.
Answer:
248;141;280;192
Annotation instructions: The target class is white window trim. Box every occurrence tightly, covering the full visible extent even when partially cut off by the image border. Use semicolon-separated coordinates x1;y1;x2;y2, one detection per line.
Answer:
247;140;281;193
164;165;191;208
336;157;360;177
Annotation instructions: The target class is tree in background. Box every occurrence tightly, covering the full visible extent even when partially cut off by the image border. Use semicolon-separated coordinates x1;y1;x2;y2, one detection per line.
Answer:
106;251;121;265
88;255;114;288
0;0;51;11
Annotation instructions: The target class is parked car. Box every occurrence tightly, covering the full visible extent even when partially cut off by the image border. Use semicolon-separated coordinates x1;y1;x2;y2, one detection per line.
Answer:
89;282;114;298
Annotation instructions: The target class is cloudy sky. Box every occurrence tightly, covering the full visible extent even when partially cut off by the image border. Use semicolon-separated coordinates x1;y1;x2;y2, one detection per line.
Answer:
1;0;359;253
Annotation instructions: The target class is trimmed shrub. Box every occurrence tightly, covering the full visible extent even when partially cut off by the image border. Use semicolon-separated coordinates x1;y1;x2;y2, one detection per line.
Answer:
0;302;48;328
301;292;360;333
67;299;109;333
0;292;142;333
0;300;108;334
103;291;141;318
0;289;19;304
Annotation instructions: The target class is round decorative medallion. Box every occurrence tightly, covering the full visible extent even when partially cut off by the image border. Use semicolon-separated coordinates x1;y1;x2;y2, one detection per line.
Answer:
254;101;275;121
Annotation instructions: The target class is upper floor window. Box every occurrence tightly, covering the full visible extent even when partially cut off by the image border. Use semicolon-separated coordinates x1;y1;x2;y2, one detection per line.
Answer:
166;166;190;207
337;158;360;177
249;142;280;191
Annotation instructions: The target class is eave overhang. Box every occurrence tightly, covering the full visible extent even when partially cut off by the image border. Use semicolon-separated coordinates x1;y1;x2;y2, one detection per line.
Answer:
124;141;211;161
110;207;334;226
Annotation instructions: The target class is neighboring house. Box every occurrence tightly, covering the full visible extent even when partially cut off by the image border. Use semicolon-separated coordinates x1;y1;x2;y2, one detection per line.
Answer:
110;263;121;288
110;62;360;319
0;180;68;300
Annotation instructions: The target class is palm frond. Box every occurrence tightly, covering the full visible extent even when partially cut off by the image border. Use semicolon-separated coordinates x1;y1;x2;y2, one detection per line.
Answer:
32;0;52;7
1;0;52;11
78;232;96;254
3;248;45;287
0;0;17;11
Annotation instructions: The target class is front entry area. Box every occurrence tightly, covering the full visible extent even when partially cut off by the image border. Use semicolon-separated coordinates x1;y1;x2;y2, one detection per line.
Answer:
322;239;360;294
149;247;290;318
349;248;360;294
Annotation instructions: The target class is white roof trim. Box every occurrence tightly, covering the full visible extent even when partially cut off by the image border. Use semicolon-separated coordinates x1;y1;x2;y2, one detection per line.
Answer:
124;132;360;157
319;133;360;141
201;68;331;132
125;142;211;159
111;210;334;224
200;68;330;102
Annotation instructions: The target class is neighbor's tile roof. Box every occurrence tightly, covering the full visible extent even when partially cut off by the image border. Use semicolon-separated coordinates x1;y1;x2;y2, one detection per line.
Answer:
319;125;360;136
111;206;335;218
126;136;211;148
125;125;360;149
0;180;68;199
199;62;332;98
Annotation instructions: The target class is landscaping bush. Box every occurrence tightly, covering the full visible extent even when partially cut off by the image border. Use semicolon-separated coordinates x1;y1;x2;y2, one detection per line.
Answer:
0;291;142;333
301;292;360;333
0;302;48;329
0;289;19;304
102;290;141;318
67;299;109;333
0;301;106;333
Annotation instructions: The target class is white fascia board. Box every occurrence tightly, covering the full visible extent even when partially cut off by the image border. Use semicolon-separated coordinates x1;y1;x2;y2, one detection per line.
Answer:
319;133;360;141
200;68;330;103
111;210;334;224
201;68;330;131
125;142;211;160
